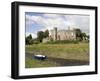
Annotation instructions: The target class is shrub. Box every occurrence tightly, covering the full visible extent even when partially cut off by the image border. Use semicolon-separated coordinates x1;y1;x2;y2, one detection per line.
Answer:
45;40;79;44
33;41;39;44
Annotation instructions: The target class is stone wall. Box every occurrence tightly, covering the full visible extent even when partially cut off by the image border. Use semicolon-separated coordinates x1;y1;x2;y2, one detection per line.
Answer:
50;27;76;41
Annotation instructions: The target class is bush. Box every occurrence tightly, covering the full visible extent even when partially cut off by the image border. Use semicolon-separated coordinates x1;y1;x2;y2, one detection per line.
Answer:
26;39;33;45
45;40;79;44
33;41;39;44
81;40;89;43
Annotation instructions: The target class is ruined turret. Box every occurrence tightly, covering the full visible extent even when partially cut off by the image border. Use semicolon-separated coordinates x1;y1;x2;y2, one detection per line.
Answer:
54;27;57;40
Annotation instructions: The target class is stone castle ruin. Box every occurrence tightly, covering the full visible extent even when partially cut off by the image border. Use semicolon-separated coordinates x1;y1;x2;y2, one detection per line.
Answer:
43;27;76;43
50;27;76;41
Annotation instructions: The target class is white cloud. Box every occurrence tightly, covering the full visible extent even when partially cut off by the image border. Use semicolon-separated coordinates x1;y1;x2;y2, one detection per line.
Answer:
26;14;69;31
26;14;90;34
64;15;90;34
43;14;61;18
26;15;43;25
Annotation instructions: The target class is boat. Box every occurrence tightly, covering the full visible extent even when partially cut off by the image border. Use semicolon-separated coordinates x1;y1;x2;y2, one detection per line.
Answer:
33;54;47;60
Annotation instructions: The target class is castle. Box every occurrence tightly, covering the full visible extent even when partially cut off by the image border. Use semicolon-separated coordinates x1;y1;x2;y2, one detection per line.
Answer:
43;27;76;43
50;27;76;41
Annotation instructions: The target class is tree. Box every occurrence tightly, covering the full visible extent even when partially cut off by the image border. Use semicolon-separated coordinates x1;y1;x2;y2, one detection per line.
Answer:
87;35;89;39
74;29;82;40
26;34;33;45
37;31;44;42
27;34;32;39
44;30;49;38
81;32;87;40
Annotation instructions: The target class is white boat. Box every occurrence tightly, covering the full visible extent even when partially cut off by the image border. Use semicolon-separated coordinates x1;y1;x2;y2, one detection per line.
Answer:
33;54;47;60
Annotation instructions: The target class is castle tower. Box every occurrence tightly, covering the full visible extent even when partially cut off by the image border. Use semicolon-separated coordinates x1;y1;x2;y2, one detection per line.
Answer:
54;27;57;40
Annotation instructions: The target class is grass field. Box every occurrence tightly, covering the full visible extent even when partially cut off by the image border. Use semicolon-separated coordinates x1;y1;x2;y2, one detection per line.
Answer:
25;43;89;68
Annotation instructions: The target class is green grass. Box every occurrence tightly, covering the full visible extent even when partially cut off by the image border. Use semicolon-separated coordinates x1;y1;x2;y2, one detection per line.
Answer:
45;40;79;44
25;58;60;68
25;43;89;68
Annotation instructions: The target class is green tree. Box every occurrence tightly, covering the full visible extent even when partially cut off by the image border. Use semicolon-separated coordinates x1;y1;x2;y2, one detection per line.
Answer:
81;32;87;40
44;30;49;38
87;35;89;39
25;34;33;45
37;31;44;42
28;34;32;39
74;29;82;41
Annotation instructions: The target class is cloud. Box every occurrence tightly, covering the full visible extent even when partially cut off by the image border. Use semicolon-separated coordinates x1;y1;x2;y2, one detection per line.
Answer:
26;14;69;31
43;14;61;18
64;15;90;31
26;15;43;25
26;13;90;35
42;17;68;30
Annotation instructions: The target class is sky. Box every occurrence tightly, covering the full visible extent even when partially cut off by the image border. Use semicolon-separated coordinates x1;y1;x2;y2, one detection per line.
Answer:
25;12;90;38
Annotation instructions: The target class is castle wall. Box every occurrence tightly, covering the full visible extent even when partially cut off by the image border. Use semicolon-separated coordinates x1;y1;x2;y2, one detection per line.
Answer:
50;27;76;41
57;31;76;40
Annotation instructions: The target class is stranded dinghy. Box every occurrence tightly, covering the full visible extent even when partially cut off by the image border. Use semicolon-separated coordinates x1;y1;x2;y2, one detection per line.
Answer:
33;54;47;60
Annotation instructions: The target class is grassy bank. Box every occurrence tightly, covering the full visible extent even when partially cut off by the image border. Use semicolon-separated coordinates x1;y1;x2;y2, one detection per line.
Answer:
25;43;89;68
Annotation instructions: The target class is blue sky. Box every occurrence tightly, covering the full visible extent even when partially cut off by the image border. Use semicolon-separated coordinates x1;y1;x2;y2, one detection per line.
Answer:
25;12;90;38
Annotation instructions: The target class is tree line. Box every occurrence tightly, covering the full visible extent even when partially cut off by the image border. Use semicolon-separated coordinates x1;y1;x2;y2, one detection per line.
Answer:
26;29;89;45
75;29;89;41
25;30;49;45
